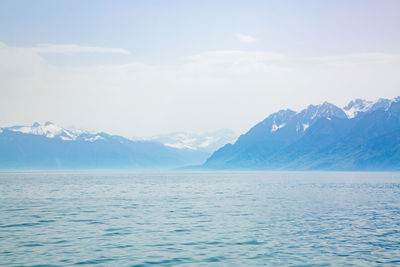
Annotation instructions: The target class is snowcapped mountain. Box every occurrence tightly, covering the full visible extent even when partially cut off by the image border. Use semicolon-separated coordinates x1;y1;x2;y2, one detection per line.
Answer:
3;121;112;142
136;129;237;153
343;98;393;119
203;96;400;170
241;101;348;144
262;109;296;133
6;121;85;141
2;96;399;170
240;97;397;140
0;122;218;169
295;102;347;132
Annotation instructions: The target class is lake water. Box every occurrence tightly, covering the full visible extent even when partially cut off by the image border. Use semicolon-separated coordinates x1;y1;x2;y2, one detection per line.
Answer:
0;171;399;266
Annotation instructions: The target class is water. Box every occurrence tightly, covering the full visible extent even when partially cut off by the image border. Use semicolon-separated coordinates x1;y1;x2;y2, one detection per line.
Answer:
0;171;399;266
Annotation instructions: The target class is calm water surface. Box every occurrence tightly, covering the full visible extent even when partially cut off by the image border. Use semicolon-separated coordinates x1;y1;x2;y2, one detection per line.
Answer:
0;171;399;266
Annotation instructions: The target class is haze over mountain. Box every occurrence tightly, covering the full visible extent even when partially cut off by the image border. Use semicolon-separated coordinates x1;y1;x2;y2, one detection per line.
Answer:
1;97;399;170
0;122;234;169
136;129;237;153
2;1;400;137
203;97;400;171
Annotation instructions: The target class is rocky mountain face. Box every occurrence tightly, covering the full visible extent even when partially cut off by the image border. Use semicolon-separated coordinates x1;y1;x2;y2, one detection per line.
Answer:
203;97;400;170
2;97;399;170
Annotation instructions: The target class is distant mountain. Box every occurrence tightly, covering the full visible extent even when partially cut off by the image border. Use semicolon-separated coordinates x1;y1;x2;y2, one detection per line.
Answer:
3;97;399;171
0;122;213;169
143;129;237;153
203;97;400;171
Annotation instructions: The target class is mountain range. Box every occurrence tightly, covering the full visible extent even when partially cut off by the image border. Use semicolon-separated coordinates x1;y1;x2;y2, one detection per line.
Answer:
203;97;400;171
0;122;233;169
1;97;399;170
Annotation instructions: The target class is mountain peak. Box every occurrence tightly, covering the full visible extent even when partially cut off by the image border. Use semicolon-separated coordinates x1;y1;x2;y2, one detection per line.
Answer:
344;98;366;109
300;102;346;121
147;129;237;152
266;109;296;120
204;96;400;170
321;101;332;106
343;97;395;119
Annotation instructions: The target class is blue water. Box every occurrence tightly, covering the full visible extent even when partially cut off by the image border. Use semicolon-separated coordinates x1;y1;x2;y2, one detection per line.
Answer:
0;171;399;266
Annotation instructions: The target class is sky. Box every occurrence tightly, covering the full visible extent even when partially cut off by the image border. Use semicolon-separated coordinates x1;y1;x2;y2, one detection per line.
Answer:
1;0;400;137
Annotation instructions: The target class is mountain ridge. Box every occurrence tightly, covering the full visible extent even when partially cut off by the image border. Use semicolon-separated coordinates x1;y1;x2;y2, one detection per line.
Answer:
1;96;399;170
133;129;237;152
202;96;400;171
0;122;236;169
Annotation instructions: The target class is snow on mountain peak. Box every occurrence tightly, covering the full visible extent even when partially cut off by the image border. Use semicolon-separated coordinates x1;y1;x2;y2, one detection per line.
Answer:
260;103;347;135
147;129;237;152
343;99;374;118
9;122;68;138
264;109;296;128
7;122;96;141
298;102;346;123
315;102;347;118
343;98;394;118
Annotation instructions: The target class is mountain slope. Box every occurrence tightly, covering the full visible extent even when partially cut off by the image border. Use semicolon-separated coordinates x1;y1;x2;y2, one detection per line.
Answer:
203;97;400;170
0;122;207;169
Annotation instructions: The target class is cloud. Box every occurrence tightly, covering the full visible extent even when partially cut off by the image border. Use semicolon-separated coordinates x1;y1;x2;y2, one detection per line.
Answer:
188;50;283;63
312;53;400;66
1;41;400;137
235;33;257;43
30;44;130;55
185;50;288;74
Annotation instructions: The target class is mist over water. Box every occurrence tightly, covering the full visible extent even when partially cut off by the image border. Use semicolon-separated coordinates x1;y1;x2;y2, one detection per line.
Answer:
1;171;399;266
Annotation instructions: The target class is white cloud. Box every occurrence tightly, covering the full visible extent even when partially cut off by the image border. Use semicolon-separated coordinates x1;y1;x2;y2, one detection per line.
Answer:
0;41;399;137
235;33;257;43
188;50;283;63
312;53;400;66
30;44;130;55
184;50;288;75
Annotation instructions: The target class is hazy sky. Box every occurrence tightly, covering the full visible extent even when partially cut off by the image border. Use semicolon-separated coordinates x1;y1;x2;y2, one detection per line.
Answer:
1;0;400;136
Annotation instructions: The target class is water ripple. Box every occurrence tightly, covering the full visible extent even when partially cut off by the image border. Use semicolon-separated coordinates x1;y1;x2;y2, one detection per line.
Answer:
0;171;399;266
